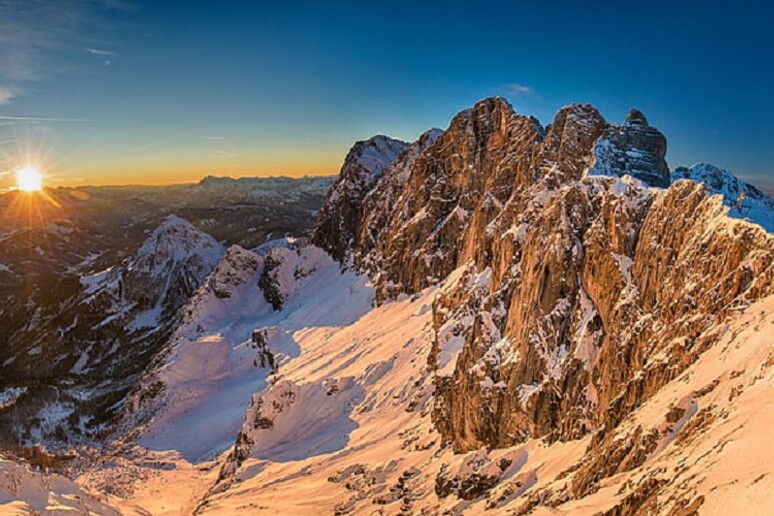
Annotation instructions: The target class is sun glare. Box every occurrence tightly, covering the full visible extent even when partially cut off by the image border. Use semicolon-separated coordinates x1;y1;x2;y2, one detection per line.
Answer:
16;166;44;192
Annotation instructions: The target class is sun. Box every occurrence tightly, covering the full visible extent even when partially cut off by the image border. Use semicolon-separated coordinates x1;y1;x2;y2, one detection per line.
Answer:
15;166;44;192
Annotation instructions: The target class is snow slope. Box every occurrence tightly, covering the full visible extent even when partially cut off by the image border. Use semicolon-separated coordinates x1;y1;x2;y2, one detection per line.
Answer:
198;291;774;515
132;245;374;463
672;163;774;232
0;456;142;515
7;267;772;515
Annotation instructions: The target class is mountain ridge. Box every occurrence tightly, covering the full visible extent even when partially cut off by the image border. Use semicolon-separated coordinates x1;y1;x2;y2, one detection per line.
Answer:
1;97;773;515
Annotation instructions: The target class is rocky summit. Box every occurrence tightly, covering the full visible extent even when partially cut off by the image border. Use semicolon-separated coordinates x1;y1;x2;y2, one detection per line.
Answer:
2;97;773;515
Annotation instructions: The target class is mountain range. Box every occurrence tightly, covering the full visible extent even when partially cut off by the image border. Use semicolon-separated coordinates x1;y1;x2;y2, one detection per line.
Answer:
1;98;772;515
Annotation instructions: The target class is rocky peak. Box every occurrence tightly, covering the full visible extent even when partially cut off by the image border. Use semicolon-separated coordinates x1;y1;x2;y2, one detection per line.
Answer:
197;245;262;301
672;163;769;201
311;95;774;463
624;108;649;126
311;135;408;262
587;109;670;187
351;97;547;301
537;103;608;184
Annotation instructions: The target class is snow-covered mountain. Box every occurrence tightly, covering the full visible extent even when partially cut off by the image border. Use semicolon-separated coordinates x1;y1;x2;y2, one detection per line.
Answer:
0;216;225;447
2;97;774;515
672;162;774;232
83;215;226;329
312;134;410;262
0;175;332;450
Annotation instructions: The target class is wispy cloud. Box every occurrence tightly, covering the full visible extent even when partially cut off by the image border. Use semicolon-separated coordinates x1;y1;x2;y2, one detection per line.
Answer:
207;136;226;141
0;86;14;105
0;1;128;84
0;115;91;123
217;150;237;159
505;82;534;97
85;47;117;65
85;47;117;57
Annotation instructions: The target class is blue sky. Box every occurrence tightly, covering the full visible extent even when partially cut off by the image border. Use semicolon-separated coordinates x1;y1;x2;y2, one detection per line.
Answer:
0;0;772;187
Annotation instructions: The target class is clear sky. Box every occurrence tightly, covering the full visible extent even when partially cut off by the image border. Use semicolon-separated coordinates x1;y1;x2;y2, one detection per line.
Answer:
0;0;772;188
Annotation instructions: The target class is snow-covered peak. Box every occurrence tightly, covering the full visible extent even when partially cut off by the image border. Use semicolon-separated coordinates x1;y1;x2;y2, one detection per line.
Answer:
671;163;769;201
586;109;670;187
80;215;227;330
420;127;444;144
671;163;774;232
312;135;409;261
355;135;409;176
129;215;224;276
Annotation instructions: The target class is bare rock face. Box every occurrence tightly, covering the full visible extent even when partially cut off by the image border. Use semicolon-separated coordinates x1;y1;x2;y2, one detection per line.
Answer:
587;108;670;187
536;103;607;185
431;165;773;455
311;135;408;262
313;97;774;459
356;97;549;302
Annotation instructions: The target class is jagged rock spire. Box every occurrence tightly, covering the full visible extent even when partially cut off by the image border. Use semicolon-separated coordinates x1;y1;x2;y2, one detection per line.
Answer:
311;135;408;262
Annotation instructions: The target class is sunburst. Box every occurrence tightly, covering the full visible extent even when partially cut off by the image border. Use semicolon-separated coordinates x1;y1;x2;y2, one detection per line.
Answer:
15;166;44;192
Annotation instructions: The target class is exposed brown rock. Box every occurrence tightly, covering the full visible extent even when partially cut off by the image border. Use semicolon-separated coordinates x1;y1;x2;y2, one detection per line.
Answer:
312;96;774;512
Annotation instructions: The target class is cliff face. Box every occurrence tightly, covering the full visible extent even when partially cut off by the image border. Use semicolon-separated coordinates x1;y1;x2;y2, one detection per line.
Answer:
313;97;774;456
66;97;774;515
311;135;408;262
587;108;670;187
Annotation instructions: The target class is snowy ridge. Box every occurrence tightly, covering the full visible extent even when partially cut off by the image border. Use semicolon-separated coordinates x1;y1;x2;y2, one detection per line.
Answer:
3;98;771;515
81;215;226;330
672;163;774;232
0;455;141;514
125;244;374;464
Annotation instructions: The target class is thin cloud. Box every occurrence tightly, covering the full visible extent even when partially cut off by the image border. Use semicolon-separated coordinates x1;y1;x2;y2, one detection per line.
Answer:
505;83;534;96
93;0;136;11
217;150;237;159
85;47;117;57
207;136;226;141
0;115;91;123
0;1;128;83
85;48;117;66
0;86;14;105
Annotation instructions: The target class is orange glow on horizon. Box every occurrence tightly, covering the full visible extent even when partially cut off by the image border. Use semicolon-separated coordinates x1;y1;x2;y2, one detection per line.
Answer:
2;185;62;229
52;160;341;187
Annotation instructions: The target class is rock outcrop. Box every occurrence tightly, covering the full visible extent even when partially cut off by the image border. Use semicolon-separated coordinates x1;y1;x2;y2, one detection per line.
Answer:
587;108;670;187
311;135;408;262
312;96;774;471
